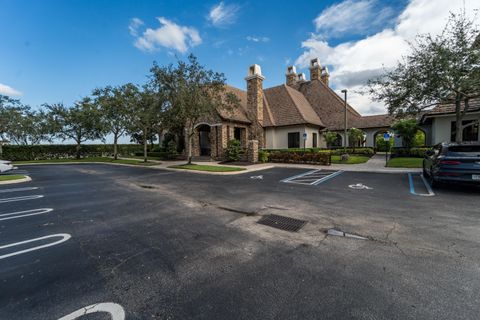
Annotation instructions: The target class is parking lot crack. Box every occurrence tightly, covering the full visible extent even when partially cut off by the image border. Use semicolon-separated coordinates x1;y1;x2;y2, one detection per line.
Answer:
110;249;150;275
385;219;397;241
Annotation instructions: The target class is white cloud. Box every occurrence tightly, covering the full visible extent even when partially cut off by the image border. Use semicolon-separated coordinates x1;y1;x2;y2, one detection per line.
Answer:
314;0;395;37
208;2;239;27
0;83;22;97
129;17;144;37
246;36;270;43
133;17;202;53
296;0;479;115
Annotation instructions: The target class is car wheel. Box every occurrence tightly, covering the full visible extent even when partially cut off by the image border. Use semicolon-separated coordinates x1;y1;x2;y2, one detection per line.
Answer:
422;165;428;178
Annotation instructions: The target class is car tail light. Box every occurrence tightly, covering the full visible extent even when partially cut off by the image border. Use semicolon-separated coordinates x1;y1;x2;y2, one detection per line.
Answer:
440;160;461;165
438;172;462;176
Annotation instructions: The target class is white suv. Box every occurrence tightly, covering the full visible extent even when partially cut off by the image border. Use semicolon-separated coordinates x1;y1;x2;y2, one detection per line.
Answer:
0;160;14;173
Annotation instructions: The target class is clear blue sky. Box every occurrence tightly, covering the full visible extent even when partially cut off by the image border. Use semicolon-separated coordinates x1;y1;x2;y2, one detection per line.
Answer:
2;0;471;116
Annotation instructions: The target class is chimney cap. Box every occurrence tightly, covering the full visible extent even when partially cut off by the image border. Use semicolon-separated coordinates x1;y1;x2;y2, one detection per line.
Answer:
297;73;307;82
286;66;297;75
310;58;321;69
245;64;265;80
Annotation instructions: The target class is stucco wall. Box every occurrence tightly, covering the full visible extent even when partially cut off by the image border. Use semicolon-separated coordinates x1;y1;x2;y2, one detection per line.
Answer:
431;113;480;144
265;125;324;149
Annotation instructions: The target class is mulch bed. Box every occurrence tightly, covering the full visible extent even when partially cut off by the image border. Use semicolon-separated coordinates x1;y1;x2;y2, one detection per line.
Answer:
218;161;256;166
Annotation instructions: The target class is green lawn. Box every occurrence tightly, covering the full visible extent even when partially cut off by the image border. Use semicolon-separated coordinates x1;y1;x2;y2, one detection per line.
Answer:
331;155;370;164
386;157;423;168
0;175;26;182
14;157;158;166
168;164;245;172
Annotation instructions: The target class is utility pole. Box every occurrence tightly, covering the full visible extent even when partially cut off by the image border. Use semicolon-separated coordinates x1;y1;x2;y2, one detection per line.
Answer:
341;89;348;154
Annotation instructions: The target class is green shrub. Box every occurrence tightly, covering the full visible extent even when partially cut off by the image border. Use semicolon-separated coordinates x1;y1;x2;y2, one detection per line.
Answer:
258;150;269;163
166;140;177;157
268;150;331;165
3;144;143;161
391;147;431;158
225;139;242;162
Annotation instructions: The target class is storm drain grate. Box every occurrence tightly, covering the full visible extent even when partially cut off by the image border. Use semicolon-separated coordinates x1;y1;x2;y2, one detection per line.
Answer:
257;214;307;232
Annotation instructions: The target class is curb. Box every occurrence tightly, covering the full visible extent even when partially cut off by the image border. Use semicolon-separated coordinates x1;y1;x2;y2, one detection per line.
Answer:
0;176;32;185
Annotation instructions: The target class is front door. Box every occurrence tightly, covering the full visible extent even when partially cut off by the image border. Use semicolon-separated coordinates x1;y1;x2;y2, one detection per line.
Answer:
199;130;211;156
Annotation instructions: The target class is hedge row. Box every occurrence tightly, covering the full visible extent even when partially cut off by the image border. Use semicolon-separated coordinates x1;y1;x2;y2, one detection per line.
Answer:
2;144;143;161
268;150;331;165
391;147;431;158
264;147;374;156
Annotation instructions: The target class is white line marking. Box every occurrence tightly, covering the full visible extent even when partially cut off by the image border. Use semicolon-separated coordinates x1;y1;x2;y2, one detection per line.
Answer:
0;233;71;260
0;187;39;194
408;173;435;197
0;208;53;221
58;302;125;320
281;170;320;182
312;171;344;185
0;195;44;204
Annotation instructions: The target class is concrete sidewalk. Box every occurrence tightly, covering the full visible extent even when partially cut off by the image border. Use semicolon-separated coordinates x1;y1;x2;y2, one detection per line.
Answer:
146;153;421;175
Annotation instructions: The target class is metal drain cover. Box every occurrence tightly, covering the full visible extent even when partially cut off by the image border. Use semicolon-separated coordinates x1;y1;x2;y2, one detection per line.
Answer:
257;214;307;232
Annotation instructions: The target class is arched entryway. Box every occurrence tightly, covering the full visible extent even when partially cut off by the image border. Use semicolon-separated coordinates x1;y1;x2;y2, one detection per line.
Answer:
197;124;211;156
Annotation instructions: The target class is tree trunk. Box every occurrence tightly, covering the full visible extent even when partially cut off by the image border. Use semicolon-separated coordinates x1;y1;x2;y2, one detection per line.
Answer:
113;133;118;160
143;130;148;163
75;141;81;159
187;131;193;165
455;98;463;143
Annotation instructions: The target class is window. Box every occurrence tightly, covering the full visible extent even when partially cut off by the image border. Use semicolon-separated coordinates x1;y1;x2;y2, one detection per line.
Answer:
312;133;317;148
451;120;479;142
288;132;300;148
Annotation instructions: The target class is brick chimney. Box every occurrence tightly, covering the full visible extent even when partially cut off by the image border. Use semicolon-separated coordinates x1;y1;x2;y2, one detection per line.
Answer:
321;66;330;86
245;64;265;126
309;58;321;81
286;66;297;86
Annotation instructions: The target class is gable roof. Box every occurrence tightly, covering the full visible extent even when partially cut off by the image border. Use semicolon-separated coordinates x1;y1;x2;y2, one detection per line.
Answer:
263;85;324;127
217;85;251;124
219;79;393;130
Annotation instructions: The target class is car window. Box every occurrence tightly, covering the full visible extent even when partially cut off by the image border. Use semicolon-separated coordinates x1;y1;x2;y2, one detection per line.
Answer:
447;145;480;157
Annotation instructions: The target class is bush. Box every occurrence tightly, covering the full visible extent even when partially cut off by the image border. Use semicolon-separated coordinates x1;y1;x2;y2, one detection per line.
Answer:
268;151;331;165
225;139;242;162
391;147;431;158
258;150;269;163
330;147;374;156
3;144;143;161
166;140;177;157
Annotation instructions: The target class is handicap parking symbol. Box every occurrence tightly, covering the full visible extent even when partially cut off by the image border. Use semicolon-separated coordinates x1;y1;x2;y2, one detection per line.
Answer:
348;183;373;190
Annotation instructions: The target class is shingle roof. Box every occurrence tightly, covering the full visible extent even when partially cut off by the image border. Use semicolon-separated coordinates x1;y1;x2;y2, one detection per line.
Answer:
219;80;393;130
217;85;251;123
420;97;480;124
263;85;324;127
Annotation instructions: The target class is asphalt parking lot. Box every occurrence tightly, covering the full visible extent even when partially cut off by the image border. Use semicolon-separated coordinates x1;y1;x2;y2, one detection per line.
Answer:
1;164;479;319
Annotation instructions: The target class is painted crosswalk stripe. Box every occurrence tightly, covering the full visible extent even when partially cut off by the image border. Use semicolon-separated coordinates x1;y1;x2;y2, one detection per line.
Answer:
0;208;53;221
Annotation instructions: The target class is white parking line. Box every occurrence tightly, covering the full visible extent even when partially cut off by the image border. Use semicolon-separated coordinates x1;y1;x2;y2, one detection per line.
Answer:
408;173;435;197
0;208;53;221
58;302;125;320
0;187;39;194
282;169;343;186
0;233;71;260
0;195;44;204
281;170;320;183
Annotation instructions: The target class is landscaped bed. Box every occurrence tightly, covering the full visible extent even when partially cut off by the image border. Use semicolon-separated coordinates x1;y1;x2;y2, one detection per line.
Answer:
331;155;370;164
14;157;159;166
0;175;27;182
168;164;245;172
386;157;423;168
